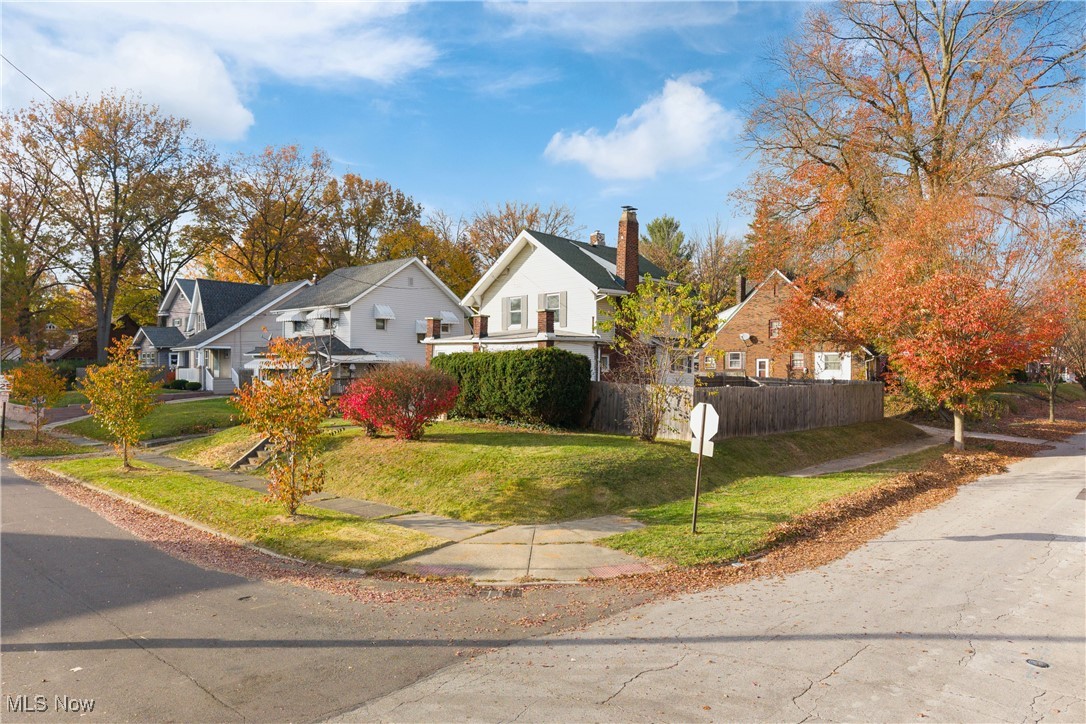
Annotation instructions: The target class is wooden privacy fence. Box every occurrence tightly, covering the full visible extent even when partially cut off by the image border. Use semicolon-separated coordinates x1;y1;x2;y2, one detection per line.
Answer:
585;381;884;441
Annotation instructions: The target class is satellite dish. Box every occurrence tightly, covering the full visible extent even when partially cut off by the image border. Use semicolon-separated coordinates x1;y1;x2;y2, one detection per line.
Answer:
739;332;751;341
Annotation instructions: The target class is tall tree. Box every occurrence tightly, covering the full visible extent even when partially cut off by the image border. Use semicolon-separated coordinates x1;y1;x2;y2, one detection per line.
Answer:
690;219;746;309
139;218;212;307
0;116;67;341
744;0;1085;286
640;215;693;279
466;201;580;268
201;146;330;284
6;93;217;362
376;221;480;298
319;175;422;273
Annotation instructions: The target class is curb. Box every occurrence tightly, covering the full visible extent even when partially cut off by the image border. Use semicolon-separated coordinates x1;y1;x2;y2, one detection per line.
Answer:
36;466;371;578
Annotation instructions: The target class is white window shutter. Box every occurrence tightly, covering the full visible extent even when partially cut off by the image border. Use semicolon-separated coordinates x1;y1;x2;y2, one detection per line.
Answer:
558;291;567;328
520;295;528;323
502;297;510;330
537;293;546;312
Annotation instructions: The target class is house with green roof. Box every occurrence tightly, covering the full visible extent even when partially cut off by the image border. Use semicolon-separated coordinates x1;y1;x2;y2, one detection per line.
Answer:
425;207;665;380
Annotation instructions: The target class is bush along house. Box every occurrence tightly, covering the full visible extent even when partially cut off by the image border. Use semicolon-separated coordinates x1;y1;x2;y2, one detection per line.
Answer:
424;206;666;380
701;269;878;382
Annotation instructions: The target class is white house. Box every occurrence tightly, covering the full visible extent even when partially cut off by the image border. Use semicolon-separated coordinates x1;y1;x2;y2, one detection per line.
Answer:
173;279;312;393
425;207;665;380
260;257;470;392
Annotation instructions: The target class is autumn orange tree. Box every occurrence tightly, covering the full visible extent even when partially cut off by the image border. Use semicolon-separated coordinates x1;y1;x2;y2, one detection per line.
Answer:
9;362;66;442
82;336;159;468
233;337;330;516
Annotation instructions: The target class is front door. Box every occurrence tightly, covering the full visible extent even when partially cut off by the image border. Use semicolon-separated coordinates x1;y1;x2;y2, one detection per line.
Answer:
756;358;770;378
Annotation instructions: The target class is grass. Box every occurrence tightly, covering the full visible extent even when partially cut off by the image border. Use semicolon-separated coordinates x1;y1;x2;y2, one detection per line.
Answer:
60;398;240;441
604;445;948;565
1;430;86;459
293;417;928;525
45;457;441;570
991;382;1086;403
170;425;264;469
57;387;198;407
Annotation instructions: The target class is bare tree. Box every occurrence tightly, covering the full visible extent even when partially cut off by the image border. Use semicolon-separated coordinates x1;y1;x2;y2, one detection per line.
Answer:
466;201;581;268
691;218;746;309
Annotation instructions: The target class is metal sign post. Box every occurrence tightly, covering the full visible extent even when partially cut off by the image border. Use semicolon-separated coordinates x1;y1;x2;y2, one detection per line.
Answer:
689;402;720;534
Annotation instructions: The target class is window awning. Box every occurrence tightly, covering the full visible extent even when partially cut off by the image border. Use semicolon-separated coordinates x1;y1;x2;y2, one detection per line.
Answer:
415;320;427;334
440;310;462;325
306;307;340;321
275;310;308;323
372;304;396;320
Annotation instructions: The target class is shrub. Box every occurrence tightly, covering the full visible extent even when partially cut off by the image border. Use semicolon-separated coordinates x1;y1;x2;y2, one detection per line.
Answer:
432;348;590;427
81;337;159;468
53;359;90;390
185;381;201;391
9;362;66;442
340;363;458;440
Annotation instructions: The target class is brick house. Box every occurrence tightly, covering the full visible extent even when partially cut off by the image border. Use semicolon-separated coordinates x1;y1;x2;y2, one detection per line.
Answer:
701;269;876;381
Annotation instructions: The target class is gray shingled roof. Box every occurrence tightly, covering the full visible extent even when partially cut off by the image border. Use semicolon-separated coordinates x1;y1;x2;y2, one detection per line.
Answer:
176;279;196;302
527;230;667;292
137;326;186;348
177;281;307;349
247;336;368;357
196;279;270;327
273;259;410;310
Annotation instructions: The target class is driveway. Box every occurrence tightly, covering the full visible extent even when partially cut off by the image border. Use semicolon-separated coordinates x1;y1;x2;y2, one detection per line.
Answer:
0;460;646;722
336;433;1086;722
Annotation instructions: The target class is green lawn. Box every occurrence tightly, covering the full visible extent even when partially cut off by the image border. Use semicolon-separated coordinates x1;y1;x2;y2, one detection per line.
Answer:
57;387;196;407
45;457;441;569
991;382;1085;403
1;430;86;459
302;418;927;525
604;445;948;565
61;398;239;441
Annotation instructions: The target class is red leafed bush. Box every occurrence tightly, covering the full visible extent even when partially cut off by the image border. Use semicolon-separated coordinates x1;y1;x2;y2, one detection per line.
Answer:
339;363;458;440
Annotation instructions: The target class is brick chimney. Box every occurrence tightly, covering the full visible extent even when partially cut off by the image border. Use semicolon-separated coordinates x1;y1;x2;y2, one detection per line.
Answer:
589;230;605;247
736;274;747;305
536;309;555;348
424;316;441;365
472;314;488;338
616;206;639;293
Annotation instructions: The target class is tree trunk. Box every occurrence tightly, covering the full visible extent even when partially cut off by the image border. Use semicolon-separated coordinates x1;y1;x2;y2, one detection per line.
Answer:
1049;389;1056;423
123;438;130;469
953;410;965;451
95;290;117;365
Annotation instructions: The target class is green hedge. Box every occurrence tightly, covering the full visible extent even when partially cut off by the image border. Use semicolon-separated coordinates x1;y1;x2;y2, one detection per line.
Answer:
432;348;590;427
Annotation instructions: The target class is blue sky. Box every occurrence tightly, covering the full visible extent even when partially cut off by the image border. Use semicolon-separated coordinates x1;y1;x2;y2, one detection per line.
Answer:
2;1;811;242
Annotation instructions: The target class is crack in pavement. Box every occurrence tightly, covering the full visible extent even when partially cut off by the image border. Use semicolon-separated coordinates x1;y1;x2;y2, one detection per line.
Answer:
790;643;872;722
596;654;690;705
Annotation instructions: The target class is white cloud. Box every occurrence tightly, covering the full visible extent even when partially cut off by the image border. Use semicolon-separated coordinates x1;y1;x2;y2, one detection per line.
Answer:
487;1;738;51
544;77;739;180
1;2;436;140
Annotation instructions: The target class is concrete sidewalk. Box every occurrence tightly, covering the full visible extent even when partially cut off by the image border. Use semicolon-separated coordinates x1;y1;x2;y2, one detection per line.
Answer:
912;423;1049;445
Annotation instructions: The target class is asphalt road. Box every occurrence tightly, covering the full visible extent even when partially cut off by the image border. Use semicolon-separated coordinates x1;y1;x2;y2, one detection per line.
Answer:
0;460;642;722
339;433;1086;722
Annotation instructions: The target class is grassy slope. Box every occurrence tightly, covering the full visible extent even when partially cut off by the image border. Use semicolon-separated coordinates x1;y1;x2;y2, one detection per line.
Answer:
312;418;926;524
61;398;239;441
46;457;440;569
605;445;948;565
1;431;86;459
170;425;264;469
57;388;192;407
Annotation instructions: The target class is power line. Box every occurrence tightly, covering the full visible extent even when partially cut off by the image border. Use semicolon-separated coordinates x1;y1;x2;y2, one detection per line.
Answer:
1;53;62;105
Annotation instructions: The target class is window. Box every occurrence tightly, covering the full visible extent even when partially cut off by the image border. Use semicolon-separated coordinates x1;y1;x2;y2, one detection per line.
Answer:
441;323;453;333
169;352;179;368
769;319;781;339
544;292;562;324
376;319;387;331
508;297;523;327
599;355;610;372
726;351;744;370
140;351;155;367
292;320;311;334
704;355;717;370
791;352;805;371
171;318;182;327
756;358;770;377
823;353;842;371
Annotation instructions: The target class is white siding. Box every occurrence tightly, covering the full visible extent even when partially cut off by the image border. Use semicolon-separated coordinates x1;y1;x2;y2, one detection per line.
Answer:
814;351;852;381
346;263;468;362
476;243;598;335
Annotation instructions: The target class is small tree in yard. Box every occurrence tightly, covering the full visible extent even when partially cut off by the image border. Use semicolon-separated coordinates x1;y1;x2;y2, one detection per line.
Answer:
234;338;329;516
600;275;719;442
339;364;457;440
9;362;65;442
82;336;159;468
